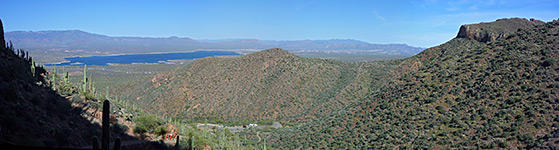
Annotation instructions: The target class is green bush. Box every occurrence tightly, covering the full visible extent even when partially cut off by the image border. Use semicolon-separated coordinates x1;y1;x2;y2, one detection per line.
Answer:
154;126;168;137
83;92;95;100
133;125;147;135
542;58;556;67
496;140;508;148
435;106;446;113
256;119;275;126
134;114;162;133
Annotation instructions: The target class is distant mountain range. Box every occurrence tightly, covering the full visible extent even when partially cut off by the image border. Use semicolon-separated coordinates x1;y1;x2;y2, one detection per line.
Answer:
4;30;424;63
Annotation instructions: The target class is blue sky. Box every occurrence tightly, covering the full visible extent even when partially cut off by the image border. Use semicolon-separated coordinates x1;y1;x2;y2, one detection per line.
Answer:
0;0;557;48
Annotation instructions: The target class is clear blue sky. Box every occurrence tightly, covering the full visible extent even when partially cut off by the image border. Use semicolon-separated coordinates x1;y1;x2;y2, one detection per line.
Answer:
0;0;557;48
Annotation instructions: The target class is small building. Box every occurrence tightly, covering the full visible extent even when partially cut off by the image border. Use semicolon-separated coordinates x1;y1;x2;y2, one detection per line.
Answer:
248;124;258;127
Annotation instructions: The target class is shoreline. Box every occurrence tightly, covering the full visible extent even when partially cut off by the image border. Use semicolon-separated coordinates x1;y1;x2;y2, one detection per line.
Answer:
44;49;251;66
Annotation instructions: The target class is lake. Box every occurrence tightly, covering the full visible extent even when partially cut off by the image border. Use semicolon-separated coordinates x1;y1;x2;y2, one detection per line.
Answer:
53;51;242;66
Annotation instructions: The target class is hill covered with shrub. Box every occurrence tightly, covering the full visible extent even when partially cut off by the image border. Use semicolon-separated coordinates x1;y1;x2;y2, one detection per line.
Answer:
268;18;559;149
116;48;401;123
111;18;558;149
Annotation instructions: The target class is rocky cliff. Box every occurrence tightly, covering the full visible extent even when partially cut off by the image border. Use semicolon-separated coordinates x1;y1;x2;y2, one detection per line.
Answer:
456;18;544;42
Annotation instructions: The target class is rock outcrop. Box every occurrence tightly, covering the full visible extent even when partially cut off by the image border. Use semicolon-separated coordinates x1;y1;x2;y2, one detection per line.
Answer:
456;18;544;42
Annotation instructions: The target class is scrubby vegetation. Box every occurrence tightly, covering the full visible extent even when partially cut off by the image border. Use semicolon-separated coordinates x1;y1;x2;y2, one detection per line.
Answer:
3;17;557;149
266;18;559;149
173;121;264;149
115;48;399;124
45;63;180;96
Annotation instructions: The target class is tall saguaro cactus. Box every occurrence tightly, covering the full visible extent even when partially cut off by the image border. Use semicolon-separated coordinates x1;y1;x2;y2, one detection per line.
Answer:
102;100;110;150
191;135;195;150
64;72;69;86
0;19;5;49
52;71;56;90
93;100;120;150
52;65;56;90
174;135;180;150
90;80;96;94
114;138;121;150
92;136;100;150
106;86;109;99
30;58;35;77
83;64;87;92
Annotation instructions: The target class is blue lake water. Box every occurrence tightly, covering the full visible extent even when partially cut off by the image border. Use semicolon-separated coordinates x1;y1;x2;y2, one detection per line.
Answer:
53;51;242;66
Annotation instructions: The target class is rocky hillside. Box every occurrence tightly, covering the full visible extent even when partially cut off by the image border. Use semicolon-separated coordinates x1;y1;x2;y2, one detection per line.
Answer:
267;18;559;149
116;48;401;123
0;19;100;147
0;19;144;148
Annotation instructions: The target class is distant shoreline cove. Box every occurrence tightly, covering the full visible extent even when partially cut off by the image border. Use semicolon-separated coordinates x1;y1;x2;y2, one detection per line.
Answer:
49;51;243;66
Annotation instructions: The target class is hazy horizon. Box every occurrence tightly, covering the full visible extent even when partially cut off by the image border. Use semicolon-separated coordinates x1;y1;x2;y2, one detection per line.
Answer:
1;0;558;48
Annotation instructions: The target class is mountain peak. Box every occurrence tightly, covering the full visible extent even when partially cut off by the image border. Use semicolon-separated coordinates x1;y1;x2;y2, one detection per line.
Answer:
263;48;289;53
246;48;294;58
456;17;544;42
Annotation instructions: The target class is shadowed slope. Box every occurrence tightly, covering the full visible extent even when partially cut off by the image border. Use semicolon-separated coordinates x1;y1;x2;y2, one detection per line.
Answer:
0;19;149;149
0;19;100;147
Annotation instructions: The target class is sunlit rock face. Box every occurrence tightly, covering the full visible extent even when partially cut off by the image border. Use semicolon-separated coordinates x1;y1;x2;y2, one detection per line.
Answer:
456;18;544;42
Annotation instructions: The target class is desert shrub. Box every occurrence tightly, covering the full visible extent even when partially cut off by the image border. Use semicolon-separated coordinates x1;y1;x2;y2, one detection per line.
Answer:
83;92;94;100
133;125;147;135
257;119;274;126
435;106;446;113
112;123;128;135
541;58;556;67
154;126;168;137
534;120;545;129
495;140;508;148
134;114;162;133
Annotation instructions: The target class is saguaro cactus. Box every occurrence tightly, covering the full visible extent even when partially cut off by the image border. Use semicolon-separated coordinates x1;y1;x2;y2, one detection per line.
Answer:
52;65;56;90
64;72;69;86
0;19;5;49
114;138;121;150
106;86;109;99
102;100;110;150
263;139;267;150
83;64;87;92
92;100;120;150
52;72;56;90
91;80;96;95
92;136;100;150
191;135;195;150
30;58;35;77
174;135;180;150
